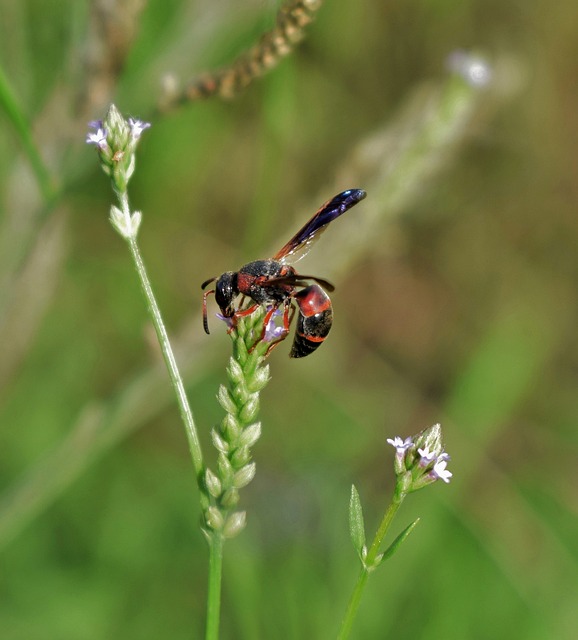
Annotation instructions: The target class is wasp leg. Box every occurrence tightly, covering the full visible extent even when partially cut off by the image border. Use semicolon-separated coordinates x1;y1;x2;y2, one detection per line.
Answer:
234;303;260;319
222;303;261;334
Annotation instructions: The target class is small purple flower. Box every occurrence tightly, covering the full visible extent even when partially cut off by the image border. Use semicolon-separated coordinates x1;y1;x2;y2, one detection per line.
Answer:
388;436;414;475
86;124;108;150
419;448;452;484
431;457;453;483
263;307;287;343
128;118;151;139
216;313;235;331
390;423;453;490
417;447;436;467
387;436;413;453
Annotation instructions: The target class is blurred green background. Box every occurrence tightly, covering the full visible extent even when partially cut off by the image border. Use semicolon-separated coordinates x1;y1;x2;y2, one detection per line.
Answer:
1;0;577;638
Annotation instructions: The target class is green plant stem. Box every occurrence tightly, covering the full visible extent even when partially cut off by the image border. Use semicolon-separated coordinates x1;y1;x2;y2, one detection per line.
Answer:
338;494;405;640
338;567;369;640
0;65;56;203
366;494;404;566
205;534;224;640
126;234;205;492
119;192;219;636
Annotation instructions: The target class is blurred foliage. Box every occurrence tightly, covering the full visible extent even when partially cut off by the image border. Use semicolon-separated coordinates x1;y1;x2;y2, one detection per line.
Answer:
1;0;577;639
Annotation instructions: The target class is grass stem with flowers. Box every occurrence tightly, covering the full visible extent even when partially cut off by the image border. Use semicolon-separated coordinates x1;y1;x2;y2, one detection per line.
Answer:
88;107;287;637
202;308;278;638
87;107;205;488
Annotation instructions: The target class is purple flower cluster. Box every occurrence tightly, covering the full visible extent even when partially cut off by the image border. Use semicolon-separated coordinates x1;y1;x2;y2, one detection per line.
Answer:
387;424;452;490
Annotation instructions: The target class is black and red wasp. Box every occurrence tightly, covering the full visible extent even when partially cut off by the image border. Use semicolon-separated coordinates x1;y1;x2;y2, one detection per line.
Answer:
201;189;366;357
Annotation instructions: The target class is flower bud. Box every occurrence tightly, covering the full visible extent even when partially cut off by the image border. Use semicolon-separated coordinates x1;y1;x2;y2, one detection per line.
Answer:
227;357;244;384
414;423;443;459
239;422;261;448
211;429;230;454
233;462;256;489
130;211;142;236
231;445;251;468
217;452;234;485
204;468;222;498
105;104;130;143
205;506;224;531
232;381;249;405
223;511;246;539
217;384;237;414
220;487;240;509
240;394;259;423
221;413;241;442
109;205;129;238
247;364;270;392
234;339;249;366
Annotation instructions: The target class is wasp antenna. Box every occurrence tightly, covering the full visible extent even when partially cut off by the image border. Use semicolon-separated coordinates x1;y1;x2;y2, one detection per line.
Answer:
201;277;216;290
202;289;215;334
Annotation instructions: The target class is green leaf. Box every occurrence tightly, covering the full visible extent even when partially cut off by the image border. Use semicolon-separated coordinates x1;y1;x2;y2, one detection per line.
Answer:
376;518;420;567
349;485;366;560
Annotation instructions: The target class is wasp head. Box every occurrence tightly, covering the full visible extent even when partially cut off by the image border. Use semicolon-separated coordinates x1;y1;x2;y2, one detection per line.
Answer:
215;271;238;317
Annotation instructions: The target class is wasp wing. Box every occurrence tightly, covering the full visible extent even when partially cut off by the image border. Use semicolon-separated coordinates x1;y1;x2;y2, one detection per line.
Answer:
256;273;336;292
274;189;366;264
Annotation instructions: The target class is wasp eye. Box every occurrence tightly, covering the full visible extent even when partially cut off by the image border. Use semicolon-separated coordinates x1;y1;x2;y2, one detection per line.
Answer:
215;272;237;314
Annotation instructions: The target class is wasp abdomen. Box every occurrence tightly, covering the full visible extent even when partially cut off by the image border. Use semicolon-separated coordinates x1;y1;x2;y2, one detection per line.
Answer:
290;285;333;358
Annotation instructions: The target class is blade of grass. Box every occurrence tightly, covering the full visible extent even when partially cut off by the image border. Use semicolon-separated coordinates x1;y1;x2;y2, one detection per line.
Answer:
0;65;56;203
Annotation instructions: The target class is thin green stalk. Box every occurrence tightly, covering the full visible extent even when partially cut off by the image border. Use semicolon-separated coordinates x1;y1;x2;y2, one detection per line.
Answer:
365;496;403;566
0;65;56;203
90;106;273;640
206;534;224;640
338;496;405;640
338;568;369;640
126;234;205;487
340;425;452;637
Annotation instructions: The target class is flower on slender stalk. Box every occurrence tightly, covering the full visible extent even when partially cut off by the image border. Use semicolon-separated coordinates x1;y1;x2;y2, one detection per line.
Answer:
86;105;151;240
86;104;151;193
344;423;453;639
446;50;493;88
387;423;452;497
